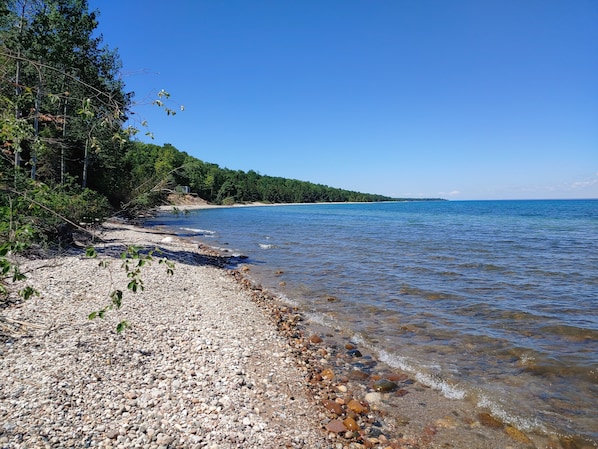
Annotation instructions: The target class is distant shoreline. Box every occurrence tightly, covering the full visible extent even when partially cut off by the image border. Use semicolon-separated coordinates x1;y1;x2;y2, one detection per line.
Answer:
157;198;447;212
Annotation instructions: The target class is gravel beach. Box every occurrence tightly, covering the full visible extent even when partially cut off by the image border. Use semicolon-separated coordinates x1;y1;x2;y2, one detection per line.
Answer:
0;221;568;449
1;222;331;449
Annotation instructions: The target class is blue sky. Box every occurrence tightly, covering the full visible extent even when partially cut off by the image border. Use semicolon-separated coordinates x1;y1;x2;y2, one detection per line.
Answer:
89;0;597;200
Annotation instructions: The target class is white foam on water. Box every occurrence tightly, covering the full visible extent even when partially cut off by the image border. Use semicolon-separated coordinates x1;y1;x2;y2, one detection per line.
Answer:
258;243;275;249
477;394;546;433
356;338;467;400
304;311;339;328
276;293;300;308
181;227;215;235
413;372;466;400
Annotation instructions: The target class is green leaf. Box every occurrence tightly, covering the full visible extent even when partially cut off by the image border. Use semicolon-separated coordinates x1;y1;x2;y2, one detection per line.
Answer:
127;280;138;292
12;268;26;282
18;286;39;300
0;243;10;257
116;321;130;333
86;247;97;258
88;311;98;320
110;290;123;308
0;259;11;276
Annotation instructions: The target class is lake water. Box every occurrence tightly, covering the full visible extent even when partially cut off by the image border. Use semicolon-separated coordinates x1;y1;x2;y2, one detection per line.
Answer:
147;199;598;445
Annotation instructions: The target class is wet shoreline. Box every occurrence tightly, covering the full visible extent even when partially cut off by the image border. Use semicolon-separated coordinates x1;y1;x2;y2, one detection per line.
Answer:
164;225;588;448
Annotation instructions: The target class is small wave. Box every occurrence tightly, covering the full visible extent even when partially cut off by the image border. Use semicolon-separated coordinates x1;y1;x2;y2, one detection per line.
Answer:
180;227;216;235
304;311;341;329
276;293;301;308
476;394;546;433
350;331;467;400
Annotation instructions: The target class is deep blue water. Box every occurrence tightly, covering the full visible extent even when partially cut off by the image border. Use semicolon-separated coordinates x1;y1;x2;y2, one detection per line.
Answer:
147;199;598;443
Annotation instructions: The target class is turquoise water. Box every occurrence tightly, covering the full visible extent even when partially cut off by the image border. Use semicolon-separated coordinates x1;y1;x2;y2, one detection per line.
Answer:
148;200;598;444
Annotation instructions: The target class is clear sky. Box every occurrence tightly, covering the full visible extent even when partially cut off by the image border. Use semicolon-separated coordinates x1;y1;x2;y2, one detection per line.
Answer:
88;0;597;200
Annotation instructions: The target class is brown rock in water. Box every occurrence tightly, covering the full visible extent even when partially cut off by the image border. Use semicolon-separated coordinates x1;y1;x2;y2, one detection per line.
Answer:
505;426;532;444
387;373;409;382
348;369;370;381
343;417;359;431
347;399;369;414
345;342;356;350
309;334;323;344
395;389;409;397
478;412;504;429
322;399;343;415
373;379;399;392
325;419;347;433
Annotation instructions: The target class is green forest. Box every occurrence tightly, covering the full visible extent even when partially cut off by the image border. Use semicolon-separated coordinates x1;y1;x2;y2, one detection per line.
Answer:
1;0;439;248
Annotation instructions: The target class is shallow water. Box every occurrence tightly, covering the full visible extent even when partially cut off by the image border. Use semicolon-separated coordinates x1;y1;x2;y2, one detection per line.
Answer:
147;199;598;444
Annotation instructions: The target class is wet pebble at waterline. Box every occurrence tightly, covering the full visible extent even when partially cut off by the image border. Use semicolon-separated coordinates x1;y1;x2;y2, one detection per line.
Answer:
230;270;584;449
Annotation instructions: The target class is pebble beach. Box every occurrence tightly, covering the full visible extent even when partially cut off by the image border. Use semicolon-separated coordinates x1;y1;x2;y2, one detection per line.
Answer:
0;221;572;448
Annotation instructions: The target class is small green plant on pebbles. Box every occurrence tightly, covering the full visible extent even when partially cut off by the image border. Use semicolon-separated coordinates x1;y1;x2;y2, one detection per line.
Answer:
86;245;175;332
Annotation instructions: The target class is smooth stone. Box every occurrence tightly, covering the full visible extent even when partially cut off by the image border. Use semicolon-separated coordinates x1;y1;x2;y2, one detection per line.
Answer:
321;368;335;380
309;335;323;344
343;417;359;431
322;399;343;415
348;369;369;380
347;399;368;414
387;373;409;382
156;434;174;446
347;349;362;358
325;420;347;434
373;379;399;392
364;392;382;404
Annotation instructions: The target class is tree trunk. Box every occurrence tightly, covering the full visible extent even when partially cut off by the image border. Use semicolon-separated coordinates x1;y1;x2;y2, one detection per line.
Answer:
61;96;68;184
82;137;89;188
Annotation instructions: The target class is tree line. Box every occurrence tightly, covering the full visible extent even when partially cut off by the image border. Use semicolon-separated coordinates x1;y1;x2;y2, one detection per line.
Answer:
124;141;396;206
1;0;440;248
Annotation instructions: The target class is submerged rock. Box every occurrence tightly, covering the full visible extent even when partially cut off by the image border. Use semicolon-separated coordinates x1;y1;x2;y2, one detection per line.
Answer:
364;392;382;404
478;412;503;429
372;379;399;392
348;369;370;381
309;335;323;344
505;426;532;444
